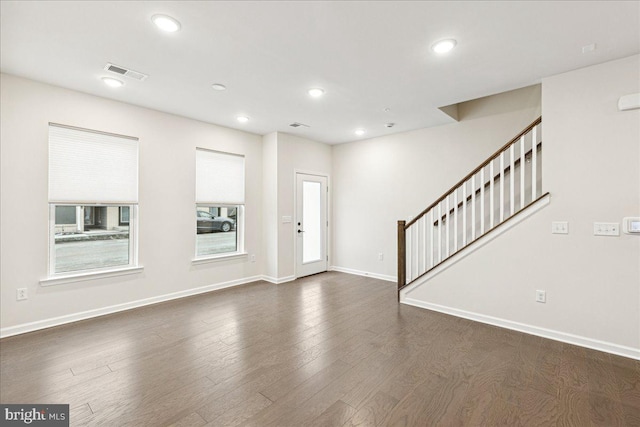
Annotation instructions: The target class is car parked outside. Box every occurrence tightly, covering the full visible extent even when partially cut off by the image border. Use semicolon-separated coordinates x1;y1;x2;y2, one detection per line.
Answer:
196;210;236;233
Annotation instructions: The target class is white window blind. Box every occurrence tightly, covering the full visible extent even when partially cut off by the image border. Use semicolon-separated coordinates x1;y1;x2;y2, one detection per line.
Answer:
196;149;245;204
48;124;138;203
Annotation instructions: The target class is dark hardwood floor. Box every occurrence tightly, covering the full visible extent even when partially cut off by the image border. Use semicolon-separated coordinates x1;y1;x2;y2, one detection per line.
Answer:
1;272;639;426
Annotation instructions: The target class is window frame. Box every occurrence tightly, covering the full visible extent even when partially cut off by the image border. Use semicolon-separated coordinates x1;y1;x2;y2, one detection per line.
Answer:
45;123;141;283
193;148;246;262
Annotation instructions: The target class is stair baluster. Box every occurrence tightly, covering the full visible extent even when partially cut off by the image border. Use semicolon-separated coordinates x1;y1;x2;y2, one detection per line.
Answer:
398;117;544;295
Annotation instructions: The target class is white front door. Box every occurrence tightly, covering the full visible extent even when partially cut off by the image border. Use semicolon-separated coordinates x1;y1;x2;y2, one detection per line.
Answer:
296;173;328;278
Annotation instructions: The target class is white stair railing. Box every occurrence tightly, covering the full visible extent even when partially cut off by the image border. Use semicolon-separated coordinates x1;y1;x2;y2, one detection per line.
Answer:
397;117;543;292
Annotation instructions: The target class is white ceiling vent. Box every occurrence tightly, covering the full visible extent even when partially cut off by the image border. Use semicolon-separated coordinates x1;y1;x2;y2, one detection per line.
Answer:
104;63;148;81
289;122;310;128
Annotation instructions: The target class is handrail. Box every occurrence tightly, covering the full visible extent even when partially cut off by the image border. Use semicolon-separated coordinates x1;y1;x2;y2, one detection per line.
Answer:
434;141;542;225
398;116;543;294
405;116;541;229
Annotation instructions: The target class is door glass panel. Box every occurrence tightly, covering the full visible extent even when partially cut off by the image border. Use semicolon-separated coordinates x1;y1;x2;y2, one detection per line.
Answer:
303;181;321;263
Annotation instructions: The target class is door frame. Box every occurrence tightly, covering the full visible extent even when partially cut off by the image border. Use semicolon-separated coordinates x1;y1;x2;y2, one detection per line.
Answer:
293;170;330;279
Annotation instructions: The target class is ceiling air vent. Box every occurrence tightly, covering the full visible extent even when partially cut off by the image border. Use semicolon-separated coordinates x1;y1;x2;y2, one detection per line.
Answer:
104;63;148;81
289;122;310;128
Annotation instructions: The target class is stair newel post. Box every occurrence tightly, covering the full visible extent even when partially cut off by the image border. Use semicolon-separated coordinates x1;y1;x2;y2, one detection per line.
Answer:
397;220;406;301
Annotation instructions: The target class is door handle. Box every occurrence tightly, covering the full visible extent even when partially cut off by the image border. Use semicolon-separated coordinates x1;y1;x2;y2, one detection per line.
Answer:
297;229;305;233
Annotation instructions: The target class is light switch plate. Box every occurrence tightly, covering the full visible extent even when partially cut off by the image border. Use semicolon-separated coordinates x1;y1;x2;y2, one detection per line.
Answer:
551;221;568;234
594;222;619;236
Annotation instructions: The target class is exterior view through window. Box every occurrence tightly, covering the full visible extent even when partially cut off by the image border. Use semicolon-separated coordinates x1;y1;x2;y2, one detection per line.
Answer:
53;205;132;273
196;206;238;256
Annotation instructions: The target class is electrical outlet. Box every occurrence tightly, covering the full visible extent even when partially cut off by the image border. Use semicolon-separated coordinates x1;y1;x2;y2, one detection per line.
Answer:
378;253;384;261
250;254;256;263
535;290;546;303
17;288;28;301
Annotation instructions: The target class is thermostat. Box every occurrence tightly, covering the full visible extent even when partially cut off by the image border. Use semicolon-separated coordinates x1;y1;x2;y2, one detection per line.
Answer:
623;217;640;234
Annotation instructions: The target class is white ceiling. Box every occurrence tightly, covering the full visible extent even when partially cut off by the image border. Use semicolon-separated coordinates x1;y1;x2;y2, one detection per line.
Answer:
1;1;639;144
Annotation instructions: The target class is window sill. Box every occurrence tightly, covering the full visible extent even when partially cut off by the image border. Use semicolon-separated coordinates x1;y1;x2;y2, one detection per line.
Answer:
192;252;248;265
40;266;144;287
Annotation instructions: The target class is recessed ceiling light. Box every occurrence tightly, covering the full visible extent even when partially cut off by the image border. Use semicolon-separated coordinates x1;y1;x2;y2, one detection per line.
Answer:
355;129;365;136
211;83;227;91
308;88;325;98
431;39;457;54
101;77;124;88
152;14;181;32
236;116;249;123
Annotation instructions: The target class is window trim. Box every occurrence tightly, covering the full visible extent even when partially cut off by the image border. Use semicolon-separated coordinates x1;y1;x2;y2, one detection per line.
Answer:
194;203;244;261
40;265;144;287
191;252;248;265
48;203;139;279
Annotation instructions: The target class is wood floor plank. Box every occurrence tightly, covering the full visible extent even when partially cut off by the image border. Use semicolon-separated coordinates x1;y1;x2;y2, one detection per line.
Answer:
609;359;640;409
584;350;622;402
308;400;356;427
76;376;217;426
270;351;394;427
339;347;410;410
528;339;563;396
69;403;93;423
588;393;626;426
203;392;271;427
168;412;208;427
621;400;640;426
472;397;524;427
451;350;514;425
555;385;592;427
390;371;470;426
507;386;558;426
0;271;637;427
237;359;352;427
341;391;399;427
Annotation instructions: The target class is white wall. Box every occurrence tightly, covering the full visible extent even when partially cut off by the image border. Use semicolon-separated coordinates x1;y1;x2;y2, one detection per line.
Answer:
0;74;263;332
276;133;332;280
331;85;542;280
405;56;640;354
262;132;279;280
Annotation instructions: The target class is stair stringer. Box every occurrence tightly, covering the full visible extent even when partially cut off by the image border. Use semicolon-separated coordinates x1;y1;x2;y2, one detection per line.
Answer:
399;192;550;301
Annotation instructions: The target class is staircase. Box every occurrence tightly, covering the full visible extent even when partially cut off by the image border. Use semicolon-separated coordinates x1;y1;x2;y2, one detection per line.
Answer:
397;117;548;298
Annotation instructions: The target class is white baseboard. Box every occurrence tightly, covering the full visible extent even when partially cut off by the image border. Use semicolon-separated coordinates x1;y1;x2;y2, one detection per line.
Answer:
402;297;640;361
261;275;296;284
0;275;264;339
330;266;396;283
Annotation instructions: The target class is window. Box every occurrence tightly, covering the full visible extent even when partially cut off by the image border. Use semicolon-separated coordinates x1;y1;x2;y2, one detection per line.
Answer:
195;149;244;258
48;124;138;276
